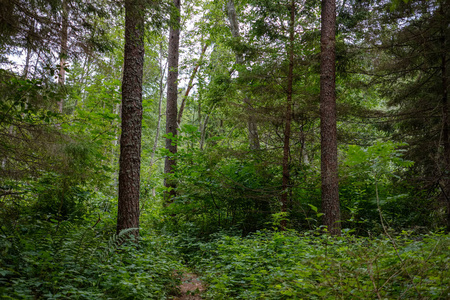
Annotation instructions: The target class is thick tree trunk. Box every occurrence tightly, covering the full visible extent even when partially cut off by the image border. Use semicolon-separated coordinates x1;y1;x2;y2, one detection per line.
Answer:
320;0;341;235
280;0;296;230
226;0;260;150
58;0;68;113
177;43;208;126
117;0;145;238
164;0;181;201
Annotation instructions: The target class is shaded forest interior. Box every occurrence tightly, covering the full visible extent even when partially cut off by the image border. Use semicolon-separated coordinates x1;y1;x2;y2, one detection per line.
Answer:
0;0;449;299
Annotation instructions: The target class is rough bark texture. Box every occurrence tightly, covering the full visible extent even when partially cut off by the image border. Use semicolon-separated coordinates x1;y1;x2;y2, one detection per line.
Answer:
58;0;68;113
117;0;145;237
320;0;341;235
280;0;295;230
226;0;260;150
164;0;181;200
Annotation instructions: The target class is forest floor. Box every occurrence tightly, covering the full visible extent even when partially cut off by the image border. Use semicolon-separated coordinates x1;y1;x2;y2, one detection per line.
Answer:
172;272;205;300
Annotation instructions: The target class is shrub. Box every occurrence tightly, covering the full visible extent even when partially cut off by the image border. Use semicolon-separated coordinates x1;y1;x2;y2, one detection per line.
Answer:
194;230;450;299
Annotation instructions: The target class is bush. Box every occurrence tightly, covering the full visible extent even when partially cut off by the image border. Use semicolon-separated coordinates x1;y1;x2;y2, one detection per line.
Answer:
0;213;183;299
194;230;450;299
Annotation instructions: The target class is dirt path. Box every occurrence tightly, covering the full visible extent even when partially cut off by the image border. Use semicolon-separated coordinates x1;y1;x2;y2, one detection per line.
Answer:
172;272;205;300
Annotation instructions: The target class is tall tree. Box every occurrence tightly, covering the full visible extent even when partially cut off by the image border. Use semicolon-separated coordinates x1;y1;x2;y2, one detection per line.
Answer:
58;0;68;113
279;0;296;229
177;43;208;126
0;0;109;79
164;0;181;200
372;0;450;229
320;0;341;235
440;1;450;229
226;0;260;150
117;0;145;237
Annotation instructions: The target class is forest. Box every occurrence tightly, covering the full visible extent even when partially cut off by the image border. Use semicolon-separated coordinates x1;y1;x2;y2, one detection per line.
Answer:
0;0;449;299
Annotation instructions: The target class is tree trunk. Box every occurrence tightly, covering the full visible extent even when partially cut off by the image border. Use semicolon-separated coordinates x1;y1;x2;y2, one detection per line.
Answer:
320;0;341;235
280;0;296;230
164;0;181;201
23;24;33;79
247;107;260;150
177;43;208;127
117;0;145;238
150;42;166;170
58;0;68;113
440;2;450;230
226;0;243;65
226;0;260;151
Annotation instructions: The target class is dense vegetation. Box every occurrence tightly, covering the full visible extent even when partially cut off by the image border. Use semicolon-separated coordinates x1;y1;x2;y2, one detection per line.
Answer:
1;0;449;298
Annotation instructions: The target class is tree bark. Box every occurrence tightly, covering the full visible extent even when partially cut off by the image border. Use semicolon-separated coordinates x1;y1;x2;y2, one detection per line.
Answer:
164;0;181;201
280;0;296;230
58;0;68;113
320;0;341;235
117;0;145;238
226;0;260;150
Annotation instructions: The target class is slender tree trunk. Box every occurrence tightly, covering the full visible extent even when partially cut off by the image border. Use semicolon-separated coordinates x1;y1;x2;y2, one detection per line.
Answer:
150;43;166;169
116;0;145;238
226;0;260;150
199;104;215;150
226;0;242;65
200;114;210;151
440;2;450;230
76;54;92;108
58;0;68;113
320;0;341;235
177;43;208;126
150;43;166;198
280;0;296;230
247;109;260;150
23;45;32;78
164;0;181;201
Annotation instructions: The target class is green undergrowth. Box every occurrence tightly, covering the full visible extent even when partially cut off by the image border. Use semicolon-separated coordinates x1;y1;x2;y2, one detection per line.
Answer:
189;230;449;299
0;218;183;299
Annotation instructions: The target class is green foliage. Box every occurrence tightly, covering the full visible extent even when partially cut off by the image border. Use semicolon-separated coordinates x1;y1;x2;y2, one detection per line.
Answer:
161;142;281;234
193;230;450;299
345;141;414;179
338;142;421;233
0;209;183;299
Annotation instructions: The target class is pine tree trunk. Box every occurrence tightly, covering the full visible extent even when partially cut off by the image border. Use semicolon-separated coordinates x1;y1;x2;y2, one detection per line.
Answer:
164;0;181;201
117;0;145;238
320;0;341;235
